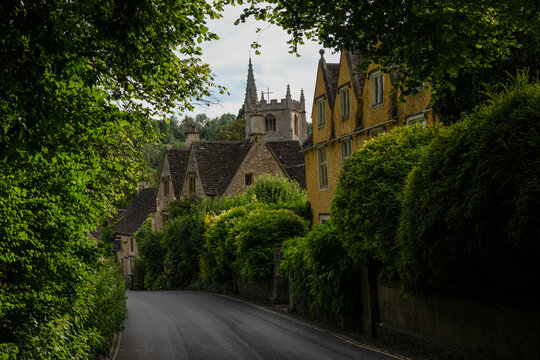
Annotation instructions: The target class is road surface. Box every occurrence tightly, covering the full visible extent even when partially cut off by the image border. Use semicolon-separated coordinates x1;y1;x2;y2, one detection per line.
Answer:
115;290;397;360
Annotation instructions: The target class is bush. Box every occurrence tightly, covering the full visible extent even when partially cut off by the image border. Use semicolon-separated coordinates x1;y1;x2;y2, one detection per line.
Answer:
281;222;360;318
245;174;311;221
234;208;308;281
332;125;439;278
398;75;540;300
134;221;166;290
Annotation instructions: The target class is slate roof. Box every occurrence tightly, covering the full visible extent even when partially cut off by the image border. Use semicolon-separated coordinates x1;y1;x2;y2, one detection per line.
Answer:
166;149;190;197
114;187;156;236
267;141;306;188
320;57;340;110
190;141;253;196
90;209;126;239
344;52;367;99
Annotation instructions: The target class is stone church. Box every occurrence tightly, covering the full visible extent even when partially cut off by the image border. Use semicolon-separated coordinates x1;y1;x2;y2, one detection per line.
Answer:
244;58;308;143
151;59;308;232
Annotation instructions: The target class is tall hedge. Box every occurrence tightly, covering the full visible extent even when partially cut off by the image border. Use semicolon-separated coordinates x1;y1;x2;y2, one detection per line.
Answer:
281;221;360;318
332;125;439;278
398;75;540;299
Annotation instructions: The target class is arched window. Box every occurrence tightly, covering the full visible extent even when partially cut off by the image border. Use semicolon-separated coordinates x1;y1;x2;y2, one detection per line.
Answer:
294;115;299;136
265;114;276;133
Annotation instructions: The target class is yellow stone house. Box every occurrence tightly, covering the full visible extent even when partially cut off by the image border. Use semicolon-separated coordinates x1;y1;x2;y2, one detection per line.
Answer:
302;51;436;224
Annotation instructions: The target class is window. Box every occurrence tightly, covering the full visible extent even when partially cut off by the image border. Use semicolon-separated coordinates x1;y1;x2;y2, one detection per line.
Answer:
316;97;326;127
188;175;196;194
317;146;328;189
371;71;384;106
406;113;426;126
130;237;134;253
341;138;352;162
163;178;169;196
294;115;299;136
319;213;331;224
265;115;276;132
245;173;253;186
339;86;350;119
369;127;385;138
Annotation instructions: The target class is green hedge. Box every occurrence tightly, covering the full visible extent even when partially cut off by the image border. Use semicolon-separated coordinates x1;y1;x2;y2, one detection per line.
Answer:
398;75;540;299
281;221;360;318
332;125;439;278
234;208;308;281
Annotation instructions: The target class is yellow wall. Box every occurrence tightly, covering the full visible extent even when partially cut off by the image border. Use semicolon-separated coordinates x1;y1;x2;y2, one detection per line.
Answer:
306;54;436;225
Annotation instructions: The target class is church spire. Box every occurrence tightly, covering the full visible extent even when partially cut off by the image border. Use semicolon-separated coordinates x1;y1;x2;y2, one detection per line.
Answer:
300;88;305;112
286;84;292;108
244;58;258;107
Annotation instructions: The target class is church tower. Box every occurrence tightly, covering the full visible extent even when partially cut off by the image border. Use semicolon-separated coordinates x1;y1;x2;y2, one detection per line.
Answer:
244;59;307;143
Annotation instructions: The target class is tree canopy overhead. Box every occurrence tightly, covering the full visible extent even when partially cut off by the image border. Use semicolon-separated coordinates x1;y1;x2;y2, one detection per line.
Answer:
231;0;540;99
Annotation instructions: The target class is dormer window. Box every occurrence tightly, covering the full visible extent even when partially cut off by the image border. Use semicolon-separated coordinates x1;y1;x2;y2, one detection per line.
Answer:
339;86;350;119
188;175;196;195
163;178;169;196
316;97;326;127
371;71;384;106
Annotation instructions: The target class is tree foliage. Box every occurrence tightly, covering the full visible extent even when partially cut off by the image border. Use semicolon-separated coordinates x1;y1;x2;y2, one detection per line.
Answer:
398;75;540;300
332;125;439;278
232;0;540;99
1;0;223;354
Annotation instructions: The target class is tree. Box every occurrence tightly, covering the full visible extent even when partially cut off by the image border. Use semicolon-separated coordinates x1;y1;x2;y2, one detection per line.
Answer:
232;0;540;99
0;0;223;354
216;117;247;140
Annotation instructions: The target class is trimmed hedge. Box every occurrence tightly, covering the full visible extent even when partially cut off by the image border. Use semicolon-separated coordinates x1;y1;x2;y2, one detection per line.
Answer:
281;221;360;318
332;125;439;278
234;208;308;281
398;76;540;299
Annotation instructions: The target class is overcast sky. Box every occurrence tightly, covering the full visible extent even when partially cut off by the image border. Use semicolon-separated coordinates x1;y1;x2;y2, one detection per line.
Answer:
182;5;340;122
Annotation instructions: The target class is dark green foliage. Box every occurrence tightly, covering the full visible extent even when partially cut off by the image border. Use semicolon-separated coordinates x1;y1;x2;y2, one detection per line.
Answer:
245;173;312;221
162;208;205;288
135;221;166;290
434;31;540;125
332;125;439;278
398;75;540;300
234;208;308;280
216;117;246;140
281;222;360;318
132;258;146;291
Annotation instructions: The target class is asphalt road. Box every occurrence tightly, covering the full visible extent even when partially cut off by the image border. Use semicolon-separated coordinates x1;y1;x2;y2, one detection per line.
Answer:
115;291;397;360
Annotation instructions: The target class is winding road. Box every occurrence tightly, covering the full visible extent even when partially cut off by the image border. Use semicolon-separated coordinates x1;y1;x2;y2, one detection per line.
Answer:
115;290;399;360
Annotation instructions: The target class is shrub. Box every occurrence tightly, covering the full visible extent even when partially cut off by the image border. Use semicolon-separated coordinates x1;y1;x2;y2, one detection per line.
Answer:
134;221;166;290
398;75;540;300
281;221;360;318
246;174;311;221
234;208;308;281
332;125;439;278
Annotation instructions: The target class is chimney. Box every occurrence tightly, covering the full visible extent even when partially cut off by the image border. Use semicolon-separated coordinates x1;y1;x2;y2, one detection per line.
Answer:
248;113;265;142
185;126;200;148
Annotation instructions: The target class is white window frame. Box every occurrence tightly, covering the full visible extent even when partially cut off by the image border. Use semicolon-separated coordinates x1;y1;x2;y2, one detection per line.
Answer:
406;113;426;126
319;213;331;224
316;97;326;127
341;138;352;162
317;146;328;190
339;86;350;119
369;126;385;138
371;71;384;107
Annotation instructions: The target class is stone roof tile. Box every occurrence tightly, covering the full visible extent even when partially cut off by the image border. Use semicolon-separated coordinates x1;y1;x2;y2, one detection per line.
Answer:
166;149;190;197
114;187;156;236
266;141;306;188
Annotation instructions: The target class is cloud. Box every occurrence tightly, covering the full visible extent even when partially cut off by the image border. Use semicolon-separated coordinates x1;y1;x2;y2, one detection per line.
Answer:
181;5;340;122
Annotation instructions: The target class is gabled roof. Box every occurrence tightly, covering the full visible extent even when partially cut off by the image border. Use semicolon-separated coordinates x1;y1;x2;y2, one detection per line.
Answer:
318;53;340;110
90;209;126;239
114;187;156;236
190;141;253;196
166;149;190;197
266;141;306;188
344;52;367;99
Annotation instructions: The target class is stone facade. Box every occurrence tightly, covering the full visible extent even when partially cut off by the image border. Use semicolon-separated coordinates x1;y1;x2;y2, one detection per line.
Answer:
244;59;308;144
304;51;437;224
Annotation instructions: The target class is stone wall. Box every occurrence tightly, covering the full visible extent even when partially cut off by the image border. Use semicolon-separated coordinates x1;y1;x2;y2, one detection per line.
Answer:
376;283;540;359
225;140;287;196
